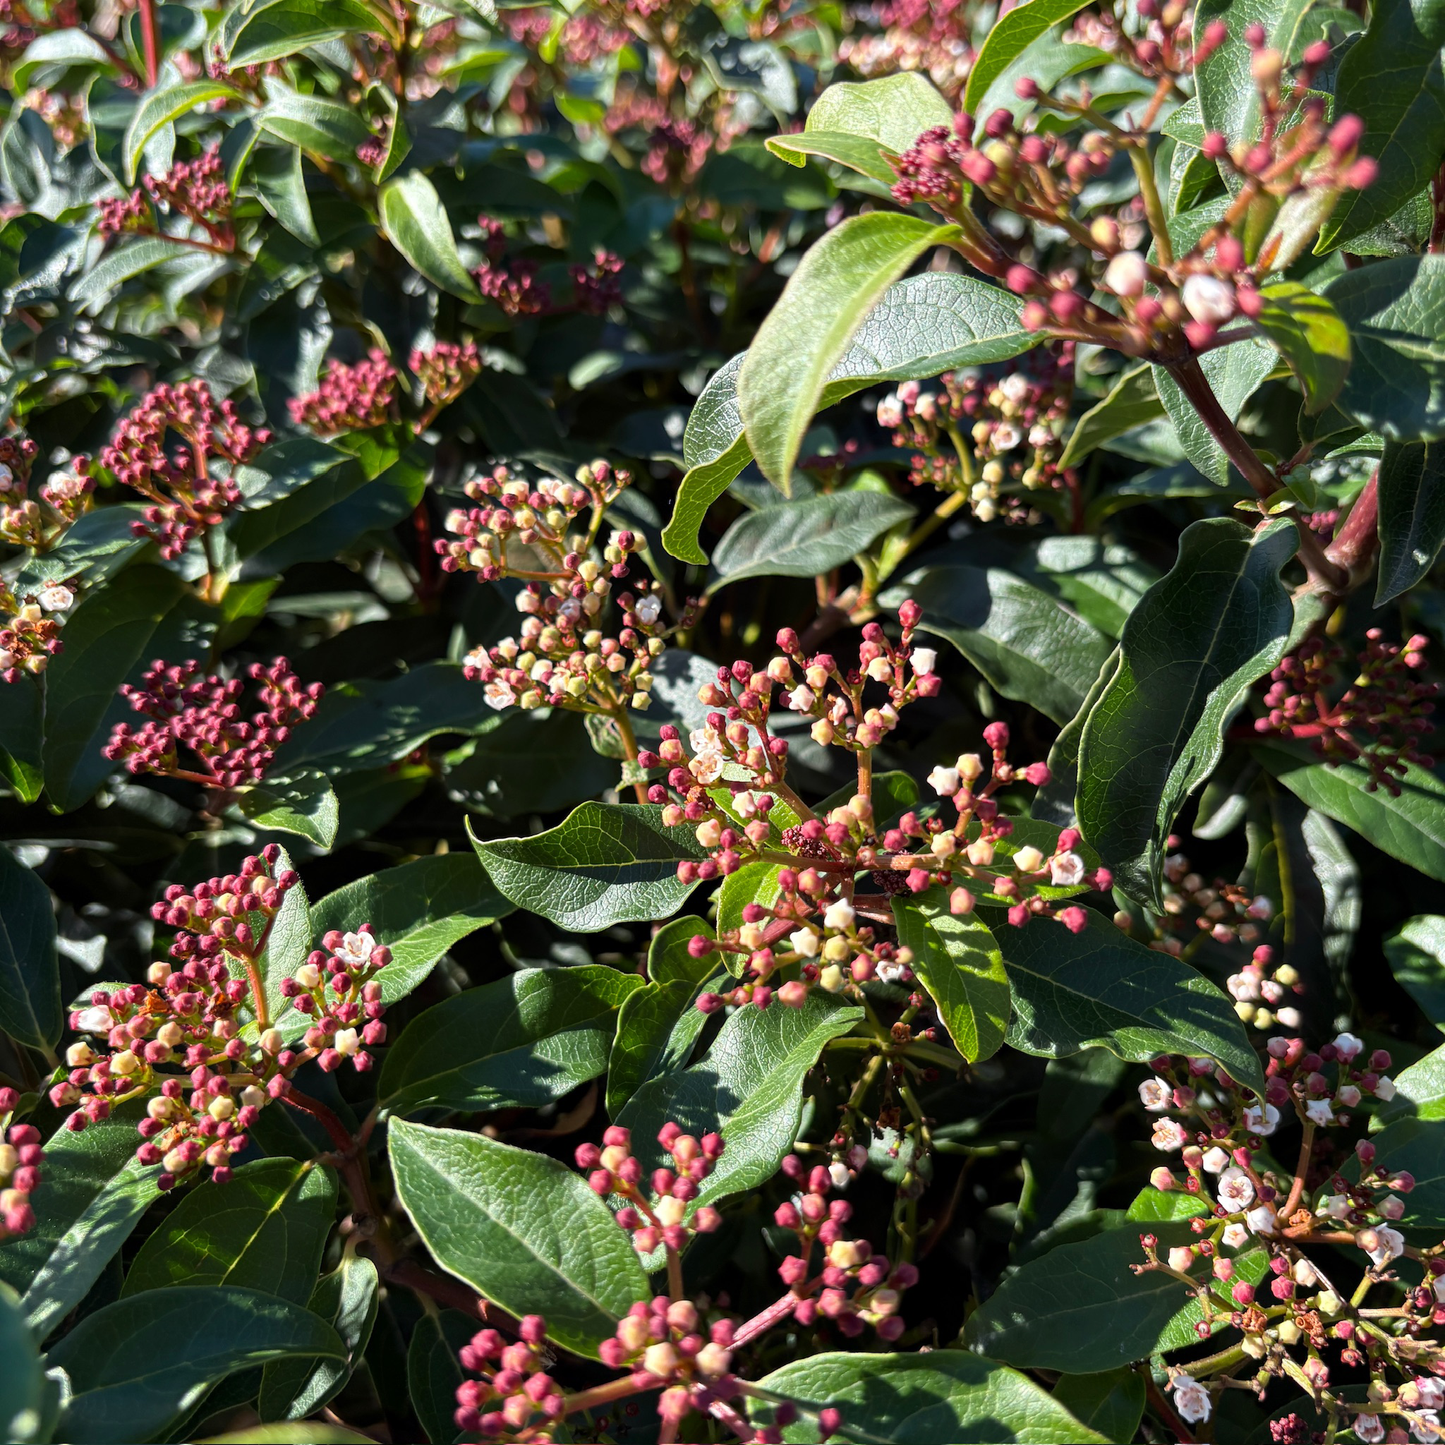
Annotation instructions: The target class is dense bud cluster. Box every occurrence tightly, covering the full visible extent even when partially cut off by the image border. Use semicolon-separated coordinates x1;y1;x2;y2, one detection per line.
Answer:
580;1122;725;1254
100;144;234;251
0;1087;42;1241
839;0;973;98
103;656;323;791
411;339;482;410
276;927;391;1074
474;216;550;317
569;248;624;314
97;379;270;559
875;349;1076;523
289;350;400;434
0;578;71;682
0;432;94;553
1254;631;1436;794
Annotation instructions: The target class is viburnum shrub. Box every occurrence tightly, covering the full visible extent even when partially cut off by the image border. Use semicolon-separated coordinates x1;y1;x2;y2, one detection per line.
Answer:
6;3;1445;1445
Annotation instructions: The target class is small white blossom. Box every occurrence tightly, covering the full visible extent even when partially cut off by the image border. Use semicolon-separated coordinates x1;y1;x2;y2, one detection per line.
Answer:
1170;1377;1211;1425
1318;1194;1351;1220
785;685;815;713
1418;1379;1445;1411
1333;1031;1365;1061
1226;971;1261;1002
993;422;1022;450
877;959;909;985
74;1005;114;1034
1151;1118;1188;1151
1243;1102;1280;1136
1306;1099;1335;1127
37;584;73;612
1375;1075;1397;1101
1201;1146;1229;1174
875;395;903;429
1138;1076;1172;1112
484;679;516;710
823;899;856;932
828;1161;850;1190
1000;373;1031;404
1416;1409;1443;1443
634;594;662;626
334;930;376;967
1292;1258;1318;1286
1049;852;1084;887
1221;1222;1249;1249
928;765;961;797
1216;1166;1255;1212
911;647;937;677
1103;250;1148;298
1181;273;1236;324
1276;1006;1302;1029
789;928;820;959
1353;1414;1384;1444
1245;1204;1278;1236
333;1027;360;1056
1359;1225;1405;1267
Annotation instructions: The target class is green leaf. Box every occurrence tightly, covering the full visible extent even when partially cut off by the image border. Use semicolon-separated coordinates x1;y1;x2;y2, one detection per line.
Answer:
665;274;1036;561
892;891;1010;1063
239;769;340;848
259;88;373;165
224;0;402;66
379;965;642;1116
388;1119;649;1359
468;803;705;931
607;917;719;1117
1194;0;1320;147
407;1309;474;1445
0;676;42;803
1254;281;1351;414
766;130;903;184
1051;1370;1147;1445
41;564;188;812
752;1351;1107;1443
445;707;616;819
251;147;320;246
964;0;1094;116
617;991;863;1211
47;1285;345;1443
1076;517;1298;907
966;1221;1211;1371
737;212;961;493
1058;365;1165;470
258;1255;378;1422
1374;1044;1445;1123
121;1158;336;1303
1318;0;1445;251
1385;914;1445;1029
123;80;236;183
1325;254;1445;441
1026;537;1161;640
72;236;203;311
1355;1116;1445;1225
0;1282;47;1445
1377;438;1445;602
1154;341;1277;484
710;491;915;589
12;29;111;91
886;564;1114;726
0;848;59;1051
379;171;482;301
997;908;1266;1094
1255;740;1445;881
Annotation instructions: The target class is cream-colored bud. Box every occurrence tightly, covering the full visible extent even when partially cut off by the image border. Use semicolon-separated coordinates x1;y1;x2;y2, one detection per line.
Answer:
957;753;984;782
811;719;834;745
823;935;851;963
966;838;994;866
618;1315;650;1353
66;1042;95;1067
1013;846;1045;873
295;962;321;990
642;1343;678;1378
260;1028;285;1055
0;1144;17;1176
208;1094;235;1121
148;961;171;985
819;963;845;992
654;1195;686;1228
111;1050;140;1076
162;1148;190;1175
695;1342;732;1378
241;1085;267;1110
931;832;958;859
696;819;721;849
156;1021;184;1048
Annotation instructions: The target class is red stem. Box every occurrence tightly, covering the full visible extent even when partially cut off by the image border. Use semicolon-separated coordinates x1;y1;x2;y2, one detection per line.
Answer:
139;0;159;87
1326;467;1380;573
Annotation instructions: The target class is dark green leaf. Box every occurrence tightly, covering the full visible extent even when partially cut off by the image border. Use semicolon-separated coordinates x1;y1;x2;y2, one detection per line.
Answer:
1026;537;1160;639
123;80;236;183
468;802;705;931
1385;914;1445;1029
1058;365;1165;469
71;236;200;310
752;1351;1107;1444
224;0;401;66
444;708;616;819
1255;281;1351;414
892;891;1010;1063
997;908;1266;1093
239;769;340;848
379;172;482;301
1377;438;1445;603
379;965;641;1116
1374;1043;1445;1123
0;848;59;1050
1194;0;1319;146
1358;1116;1445;1225
0;675;42;803
1077;517;1297;906
47;1285;345;1443
121;1158;336;1303
388;1119;649;1358
407;1309;473;1445
1325;255;1445;441
1051;1370;1147;1445
259;89;373;165
964;0;1093;116
0;1282;47;1445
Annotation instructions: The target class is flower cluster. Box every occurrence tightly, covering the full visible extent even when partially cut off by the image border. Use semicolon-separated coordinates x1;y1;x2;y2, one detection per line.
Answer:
839;0;973;100
411;339;482;411
103;656;323;792
875;348;1076;523
0;578;72;682
1226;945;1303;1033
97;379;270;560
474;216;550;317
289;350;399;434
1134;1032;1432;1432
1254;631;1436;794
570;248;624;314
0;1087;42;1241
99;144;233;249
0;432;94;551
579;1122;725;1256
276;927;391;1073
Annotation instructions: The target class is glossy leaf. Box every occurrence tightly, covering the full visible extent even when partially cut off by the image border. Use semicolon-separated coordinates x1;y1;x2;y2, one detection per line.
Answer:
1154;341;1277;484
737;212;960;493
468;803;705;931
47;1285;345;1443
1377;438;1445;603
0;1282;47;1445
407;1309;474;1445
618;991;863;1210
1319;0;1445;251
379;171;482;302
121;1158;336;1303
258;89;373;165
1077;517;1297;906
379;965;641;1116
1058;364;1165;469
1195;0;1319;146
710;491;914;589
888;564;1114;725
892;891;1010;1063
1026;537;1160;639
997;908;1266;1093
239;768;340;848
1051;1369;1147;1445
0;847;59;1050
1254;281;1351;414
388;1119;649;1358
752;1351;1107;1443
1325;255;1445;441
1385;914;1445;1029
123;80;235;183
964;0;1093;116
224;0;402;66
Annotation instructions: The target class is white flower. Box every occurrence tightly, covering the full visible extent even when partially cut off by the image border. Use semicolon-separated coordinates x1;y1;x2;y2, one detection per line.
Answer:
1333;1031;1365;1061
1375;1075;1397;1101
1360;1225;1405;1267
1049;852;1084;887
1181;273;1236;324
1171;1377;1211;1425
1201;1146;1229;1174
691;749;725;785
1306;1099;1335;1127
37;584;73;612
1138;1076;1172;1112
785;685;815;713
1436;1276;1445;1305
911;648;937;677
1104;250;1148;297
1245;1204;1278;1236
1418;1378;1445;1411
876;395;903;429
1416;1409;1443;1442
1216;1166;1255;1212
789;928;820;958
333;1027;360;1056
1221;1222;1249;1249
877;959;909;984
484;679;516;710
1227;971;1261;1002
928;765;961;797
1243;1102;1280;1136
828;1161;850;1190
1318;1194;1351;1220
1000;373;1031;404
335;930;376;967
1292;1258;1318;1286
1151;1118;1188;1151
74;1005;114;1034
823;899;856;932
993;422;1022;450
1353;1414;1384;1444
634;594;662;626
1276;1006;1302;1029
